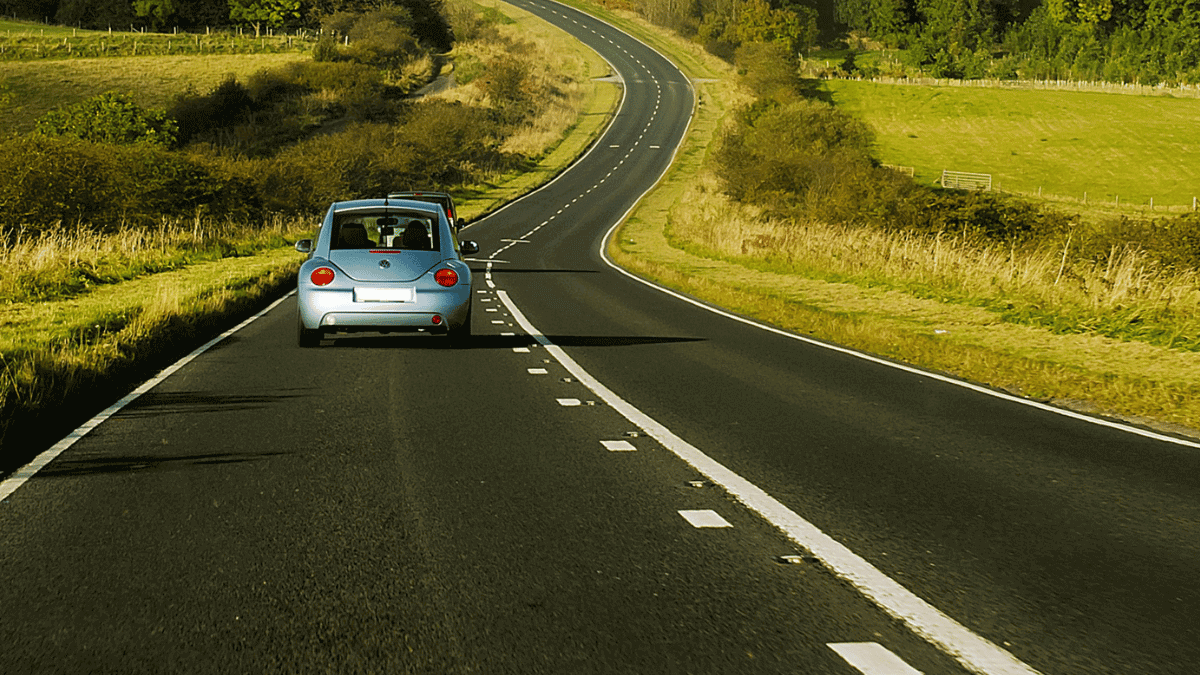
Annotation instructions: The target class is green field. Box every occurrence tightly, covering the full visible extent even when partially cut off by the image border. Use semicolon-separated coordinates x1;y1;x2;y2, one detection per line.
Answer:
0;52;308;135
824;80;1200;210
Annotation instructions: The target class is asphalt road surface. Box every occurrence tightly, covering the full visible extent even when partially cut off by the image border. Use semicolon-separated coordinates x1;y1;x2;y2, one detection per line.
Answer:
4;2;1200;674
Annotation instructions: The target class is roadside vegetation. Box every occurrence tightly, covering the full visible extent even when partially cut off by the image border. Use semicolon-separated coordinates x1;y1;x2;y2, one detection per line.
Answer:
0;0;615;473
579;0;1200;433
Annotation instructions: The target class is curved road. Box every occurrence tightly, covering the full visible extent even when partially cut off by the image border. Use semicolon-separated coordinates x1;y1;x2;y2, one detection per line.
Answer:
3;2;1200;674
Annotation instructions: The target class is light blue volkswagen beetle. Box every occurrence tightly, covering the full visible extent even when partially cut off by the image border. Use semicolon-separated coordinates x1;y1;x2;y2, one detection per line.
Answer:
294;198;479;348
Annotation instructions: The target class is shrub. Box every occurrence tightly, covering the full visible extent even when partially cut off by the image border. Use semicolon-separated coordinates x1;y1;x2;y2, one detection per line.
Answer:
169;76;255;145
0;135;261;233
35;92;177;148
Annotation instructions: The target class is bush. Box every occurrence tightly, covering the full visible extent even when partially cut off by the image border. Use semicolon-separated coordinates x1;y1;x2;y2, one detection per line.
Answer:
35;92;177;148
169;76;255;145
0;136;261;233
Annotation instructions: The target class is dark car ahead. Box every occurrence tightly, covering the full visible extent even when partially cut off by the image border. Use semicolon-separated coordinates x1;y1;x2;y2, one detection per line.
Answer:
387;191;460;231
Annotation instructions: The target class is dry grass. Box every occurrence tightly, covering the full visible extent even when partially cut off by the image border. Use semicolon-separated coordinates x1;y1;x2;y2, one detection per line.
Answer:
667;174;1200;350
0;214;310;303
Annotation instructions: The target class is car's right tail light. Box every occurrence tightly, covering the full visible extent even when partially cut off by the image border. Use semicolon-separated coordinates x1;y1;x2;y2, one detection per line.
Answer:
434;269;459;287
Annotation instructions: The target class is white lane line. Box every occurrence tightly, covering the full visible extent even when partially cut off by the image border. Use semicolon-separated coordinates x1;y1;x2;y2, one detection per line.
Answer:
601;440;636;452
495;290;1041;675
679;509;732;528
829;643;924;675
528;368;549;375
0;292;296;504
491;320;506;325
486;308;499;312
513;347;531;353
557;398;582;407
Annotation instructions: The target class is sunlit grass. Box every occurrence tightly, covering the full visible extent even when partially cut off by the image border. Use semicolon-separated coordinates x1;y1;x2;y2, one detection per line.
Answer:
0;52;308;135
824;79;1200;210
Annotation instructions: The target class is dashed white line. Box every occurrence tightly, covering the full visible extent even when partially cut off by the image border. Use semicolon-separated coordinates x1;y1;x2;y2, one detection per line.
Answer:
601;440;636;452
494;290;1042;675
528;368;549;375
829;643;924;675
557;398;583;407
679;510;732;528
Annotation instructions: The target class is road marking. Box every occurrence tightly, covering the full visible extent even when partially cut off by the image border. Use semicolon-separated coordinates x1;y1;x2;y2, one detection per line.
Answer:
528;368;549;375
0;292;296;504
601;440;636;452
829;643;923;675
495;289;1041;675
557;398;582;407
513;347;531;353
679;509;732;528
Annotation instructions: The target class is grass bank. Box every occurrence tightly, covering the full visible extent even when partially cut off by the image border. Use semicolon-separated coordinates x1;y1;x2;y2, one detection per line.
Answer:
587;3;1200;438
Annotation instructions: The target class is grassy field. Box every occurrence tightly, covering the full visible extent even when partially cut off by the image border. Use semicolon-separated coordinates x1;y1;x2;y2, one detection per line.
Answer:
0;52;309;135
824;79;1200;212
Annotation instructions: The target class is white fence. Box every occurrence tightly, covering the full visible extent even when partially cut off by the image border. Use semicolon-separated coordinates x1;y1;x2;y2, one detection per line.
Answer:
941;170;992;191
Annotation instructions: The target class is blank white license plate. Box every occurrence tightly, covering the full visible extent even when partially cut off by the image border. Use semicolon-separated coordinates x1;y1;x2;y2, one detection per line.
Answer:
354;287;413;302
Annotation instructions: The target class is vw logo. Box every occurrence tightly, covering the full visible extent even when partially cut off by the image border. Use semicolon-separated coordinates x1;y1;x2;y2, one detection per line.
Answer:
379;260;391;269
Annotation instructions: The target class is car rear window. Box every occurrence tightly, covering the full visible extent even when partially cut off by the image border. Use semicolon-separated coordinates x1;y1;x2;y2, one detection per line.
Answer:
331;211;440;251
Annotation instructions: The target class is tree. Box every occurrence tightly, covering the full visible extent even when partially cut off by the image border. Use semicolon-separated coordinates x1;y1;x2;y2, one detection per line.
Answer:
735;0;817;53
228;0;301;37
133;0;178;29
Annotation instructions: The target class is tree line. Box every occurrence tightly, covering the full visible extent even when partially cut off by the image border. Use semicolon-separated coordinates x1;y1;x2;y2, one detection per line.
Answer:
631;0;1200;84
0;0;452;51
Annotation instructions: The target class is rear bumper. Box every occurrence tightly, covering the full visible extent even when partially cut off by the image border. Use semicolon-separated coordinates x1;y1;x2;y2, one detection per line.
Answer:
298;287;470;332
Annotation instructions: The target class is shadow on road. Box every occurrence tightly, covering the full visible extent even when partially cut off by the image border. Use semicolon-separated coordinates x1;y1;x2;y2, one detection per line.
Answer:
38;450;289;478
117;390;313;418
319;334;704;350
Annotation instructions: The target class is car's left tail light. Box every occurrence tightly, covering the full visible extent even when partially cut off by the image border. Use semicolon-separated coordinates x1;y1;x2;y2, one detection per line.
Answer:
310;267;335;286
434;269;459;287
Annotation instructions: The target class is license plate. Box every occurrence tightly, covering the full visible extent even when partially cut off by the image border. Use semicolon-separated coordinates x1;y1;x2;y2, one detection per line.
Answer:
354;287;413;302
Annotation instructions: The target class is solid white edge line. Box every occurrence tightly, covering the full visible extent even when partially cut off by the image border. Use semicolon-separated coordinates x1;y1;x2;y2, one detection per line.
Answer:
0;291;297;504
496;289;1040;675
597;218;1200;449
829;642;924;675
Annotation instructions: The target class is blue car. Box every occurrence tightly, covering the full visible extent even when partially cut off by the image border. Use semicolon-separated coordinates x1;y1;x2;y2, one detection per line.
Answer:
294;199;479;347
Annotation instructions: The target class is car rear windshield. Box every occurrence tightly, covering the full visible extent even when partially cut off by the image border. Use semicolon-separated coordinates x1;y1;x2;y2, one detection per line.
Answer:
331;211;440;251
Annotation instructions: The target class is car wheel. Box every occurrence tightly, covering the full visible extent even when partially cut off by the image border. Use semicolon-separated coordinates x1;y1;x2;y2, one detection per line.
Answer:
298;316;322;348
448;304;472;348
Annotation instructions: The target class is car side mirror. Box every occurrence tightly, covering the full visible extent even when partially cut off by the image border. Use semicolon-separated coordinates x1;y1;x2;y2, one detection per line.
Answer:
460;240;479;255
295;239;313;254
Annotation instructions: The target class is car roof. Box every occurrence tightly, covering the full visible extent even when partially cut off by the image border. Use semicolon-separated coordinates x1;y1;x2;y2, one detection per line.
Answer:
332;198;442;215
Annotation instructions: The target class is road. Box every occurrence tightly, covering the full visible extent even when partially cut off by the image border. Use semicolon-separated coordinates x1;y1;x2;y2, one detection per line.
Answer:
4;1;1200;673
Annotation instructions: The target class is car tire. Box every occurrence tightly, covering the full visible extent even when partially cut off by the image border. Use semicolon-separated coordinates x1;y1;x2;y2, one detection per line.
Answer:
298;316;322;348
448;304;472;348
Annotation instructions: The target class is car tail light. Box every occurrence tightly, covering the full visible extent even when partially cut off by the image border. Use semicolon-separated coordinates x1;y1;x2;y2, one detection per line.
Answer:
432;314;443;325
434;269;458;287
311;267;335;286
